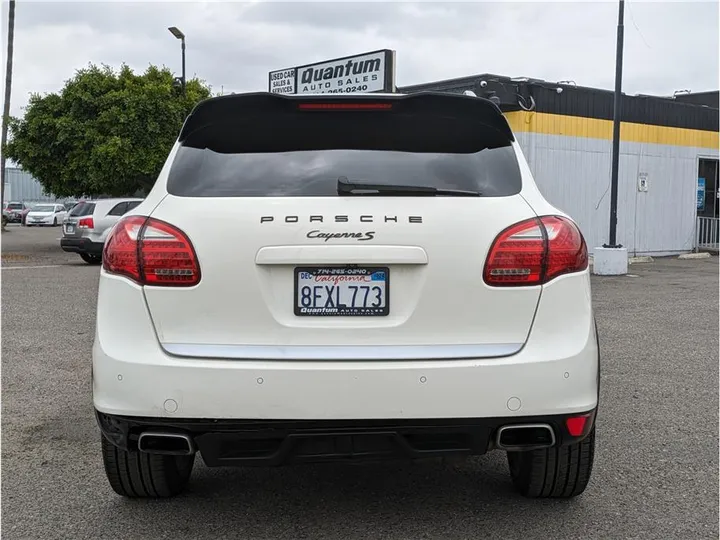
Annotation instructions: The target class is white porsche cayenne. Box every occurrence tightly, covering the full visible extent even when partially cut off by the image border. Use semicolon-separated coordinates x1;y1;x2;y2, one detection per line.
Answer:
94;92;599;499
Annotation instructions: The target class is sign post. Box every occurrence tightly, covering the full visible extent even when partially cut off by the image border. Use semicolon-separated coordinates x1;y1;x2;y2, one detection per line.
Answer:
269;49;396;96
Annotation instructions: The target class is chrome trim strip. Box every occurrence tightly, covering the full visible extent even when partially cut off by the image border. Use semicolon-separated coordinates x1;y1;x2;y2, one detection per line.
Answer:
161;342;523;361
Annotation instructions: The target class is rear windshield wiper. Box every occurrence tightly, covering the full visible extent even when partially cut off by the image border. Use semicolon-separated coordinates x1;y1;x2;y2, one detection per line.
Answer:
337;177;481;197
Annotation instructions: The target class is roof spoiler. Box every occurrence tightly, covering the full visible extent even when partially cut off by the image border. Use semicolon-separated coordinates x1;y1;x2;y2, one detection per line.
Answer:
178;91;515;144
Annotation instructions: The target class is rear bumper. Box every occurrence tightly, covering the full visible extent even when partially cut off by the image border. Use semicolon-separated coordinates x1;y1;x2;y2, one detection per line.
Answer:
61;237;103;255
96;409;597;466
93;272;600;421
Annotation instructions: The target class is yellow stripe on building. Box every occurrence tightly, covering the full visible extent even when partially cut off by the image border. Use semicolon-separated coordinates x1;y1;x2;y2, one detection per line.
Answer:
505;111;719;149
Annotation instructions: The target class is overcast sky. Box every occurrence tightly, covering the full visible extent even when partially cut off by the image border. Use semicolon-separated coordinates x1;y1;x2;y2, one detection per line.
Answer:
2;1;719;118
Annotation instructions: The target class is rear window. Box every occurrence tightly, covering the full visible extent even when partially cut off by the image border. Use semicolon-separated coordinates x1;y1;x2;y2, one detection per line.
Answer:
167;96;521;198
169;147;521;198
7;203;23;210
69;202;96;217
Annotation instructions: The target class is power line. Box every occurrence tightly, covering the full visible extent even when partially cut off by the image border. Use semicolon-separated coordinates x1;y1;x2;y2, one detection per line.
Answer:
627;0;652;49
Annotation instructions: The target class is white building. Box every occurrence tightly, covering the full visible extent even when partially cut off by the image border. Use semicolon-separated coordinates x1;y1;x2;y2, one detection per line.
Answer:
401;75;719;255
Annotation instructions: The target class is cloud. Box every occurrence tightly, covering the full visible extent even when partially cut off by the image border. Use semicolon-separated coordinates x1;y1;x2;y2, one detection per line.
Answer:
2;1;718;118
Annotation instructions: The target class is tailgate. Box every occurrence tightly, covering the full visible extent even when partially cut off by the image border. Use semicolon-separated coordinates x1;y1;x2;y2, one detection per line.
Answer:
141;92;540;358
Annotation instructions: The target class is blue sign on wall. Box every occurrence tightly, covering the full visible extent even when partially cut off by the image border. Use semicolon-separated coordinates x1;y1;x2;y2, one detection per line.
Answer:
697;178;706;210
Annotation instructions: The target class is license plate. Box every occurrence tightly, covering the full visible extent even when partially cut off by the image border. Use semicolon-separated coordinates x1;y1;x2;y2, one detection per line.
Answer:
294;266;389;316
66;225;75;234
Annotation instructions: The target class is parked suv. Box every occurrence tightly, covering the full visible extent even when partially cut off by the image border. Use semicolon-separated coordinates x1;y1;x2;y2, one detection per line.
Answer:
60;198;143;264
94;92;599;499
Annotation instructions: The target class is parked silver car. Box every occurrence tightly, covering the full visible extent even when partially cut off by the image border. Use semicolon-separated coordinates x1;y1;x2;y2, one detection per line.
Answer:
60;198;143;264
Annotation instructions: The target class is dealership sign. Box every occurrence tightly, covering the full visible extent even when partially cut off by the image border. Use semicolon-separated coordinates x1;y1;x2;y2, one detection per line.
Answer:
268;68;296;95
269;49;396;95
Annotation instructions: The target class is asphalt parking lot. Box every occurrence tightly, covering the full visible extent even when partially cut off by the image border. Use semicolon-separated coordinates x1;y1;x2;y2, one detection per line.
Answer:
2;224;718;540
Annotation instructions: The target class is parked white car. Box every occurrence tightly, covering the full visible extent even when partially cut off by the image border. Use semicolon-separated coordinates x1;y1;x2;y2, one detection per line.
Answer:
25;203;68;227
94;92;599;500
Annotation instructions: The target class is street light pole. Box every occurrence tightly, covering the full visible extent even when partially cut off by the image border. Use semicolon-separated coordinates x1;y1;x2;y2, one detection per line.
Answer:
168;26;186;94
606;0;625;248
181;36;186;94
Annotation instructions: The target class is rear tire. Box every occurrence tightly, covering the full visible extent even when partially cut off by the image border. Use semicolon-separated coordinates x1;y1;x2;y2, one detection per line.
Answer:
507;428;595;498
53;217;57;226
80;253;102;265
101;435;195;498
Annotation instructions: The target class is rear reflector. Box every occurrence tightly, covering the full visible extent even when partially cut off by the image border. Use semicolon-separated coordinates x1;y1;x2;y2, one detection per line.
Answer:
297;102;393;111
483;215;588;286
103;216;201;287
565;413;593;437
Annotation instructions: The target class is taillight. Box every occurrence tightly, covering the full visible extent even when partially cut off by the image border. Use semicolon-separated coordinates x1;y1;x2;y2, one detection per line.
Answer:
78;217;94;229
103;216;201;287
483;215;588;286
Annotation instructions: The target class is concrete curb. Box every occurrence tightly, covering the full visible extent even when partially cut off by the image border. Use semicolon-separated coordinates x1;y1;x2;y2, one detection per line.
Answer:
629;256;654;264
589;255;655;267
678;252;711;260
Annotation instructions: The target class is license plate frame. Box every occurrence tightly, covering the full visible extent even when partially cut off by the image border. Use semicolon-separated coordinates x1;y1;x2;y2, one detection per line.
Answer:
294;266;390;317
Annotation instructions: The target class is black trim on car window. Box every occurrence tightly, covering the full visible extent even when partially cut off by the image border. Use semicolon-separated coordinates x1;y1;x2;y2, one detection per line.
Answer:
125;201;141;213
107;202;129;216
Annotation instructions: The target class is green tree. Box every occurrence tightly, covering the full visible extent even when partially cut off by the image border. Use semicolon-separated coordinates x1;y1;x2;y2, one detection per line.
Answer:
5;63;211;197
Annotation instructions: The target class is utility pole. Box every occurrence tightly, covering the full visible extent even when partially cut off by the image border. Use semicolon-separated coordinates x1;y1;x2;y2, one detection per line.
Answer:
593;0;628;275
606;0;625;248
1;0;17;214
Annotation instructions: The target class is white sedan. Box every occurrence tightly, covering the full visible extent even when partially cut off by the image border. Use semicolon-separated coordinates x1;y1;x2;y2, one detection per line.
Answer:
25;204;68;227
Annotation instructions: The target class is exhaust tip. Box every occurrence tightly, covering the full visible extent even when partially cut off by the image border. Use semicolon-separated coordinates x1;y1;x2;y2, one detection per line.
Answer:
138;432;195;456
496;423;556;451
